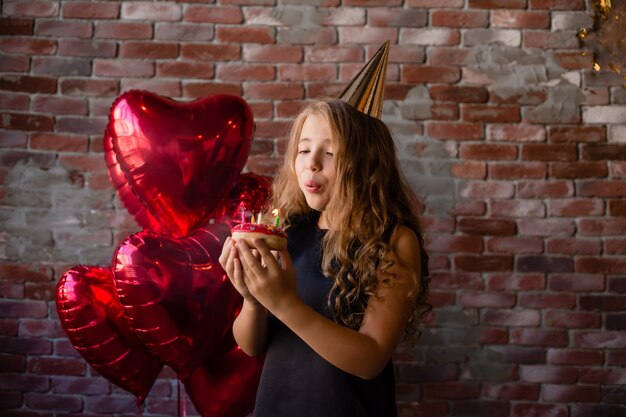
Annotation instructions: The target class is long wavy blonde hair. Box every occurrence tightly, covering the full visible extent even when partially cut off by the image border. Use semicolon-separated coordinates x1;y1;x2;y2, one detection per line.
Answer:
270;98;429;339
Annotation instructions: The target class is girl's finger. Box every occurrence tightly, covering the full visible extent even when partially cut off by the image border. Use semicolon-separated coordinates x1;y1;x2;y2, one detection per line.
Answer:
237;239;264;277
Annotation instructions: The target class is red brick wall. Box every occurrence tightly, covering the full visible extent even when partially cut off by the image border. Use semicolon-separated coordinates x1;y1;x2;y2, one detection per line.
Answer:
1;1;625;416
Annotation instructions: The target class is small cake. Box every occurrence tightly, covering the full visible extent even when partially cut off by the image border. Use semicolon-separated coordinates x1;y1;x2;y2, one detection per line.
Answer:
231;223;287;251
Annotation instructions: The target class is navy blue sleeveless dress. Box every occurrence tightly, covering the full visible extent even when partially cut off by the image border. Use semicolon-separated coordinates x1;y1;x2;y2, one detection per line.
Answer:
253;214;397;417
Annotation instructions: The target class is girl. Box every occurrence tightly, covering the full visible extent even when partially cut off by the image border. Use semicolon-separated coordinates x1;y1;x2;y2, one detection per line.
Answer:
219;97;429;417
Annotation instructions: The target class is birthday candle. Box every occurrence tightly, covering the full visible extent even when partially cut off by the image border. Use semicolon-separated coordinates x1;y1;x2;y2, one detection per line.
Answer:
240;205;246;223
272;208;280;227
257;212;262;224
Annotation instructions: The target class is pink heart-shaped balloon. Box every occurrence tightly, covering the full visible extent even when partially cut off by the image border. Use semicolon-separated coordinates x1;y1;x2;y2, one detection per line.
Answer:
56;265;163;404
106;90;254;237
113;224;242;380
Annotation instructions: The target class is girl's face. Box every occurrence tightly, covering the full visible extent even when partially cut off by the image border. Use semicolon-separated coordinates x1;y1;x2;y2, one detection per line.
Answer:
295;112;337;214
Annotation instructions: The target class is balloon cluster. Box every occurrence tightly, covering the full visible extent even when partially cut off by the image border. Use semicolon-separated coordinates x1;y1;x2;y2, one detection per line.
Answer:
578;0;626;82
56;91;271;416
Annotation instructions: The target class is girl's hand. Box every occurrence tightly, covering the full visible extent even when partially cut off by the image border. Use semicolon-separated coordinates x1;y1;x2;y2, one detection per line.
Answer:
218;237;261;307
235;238;298;314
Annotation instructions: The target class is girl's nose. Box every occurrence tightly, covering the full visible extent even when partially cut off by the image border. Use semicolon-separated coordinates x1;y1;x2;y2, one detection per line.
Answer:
306;154;321;171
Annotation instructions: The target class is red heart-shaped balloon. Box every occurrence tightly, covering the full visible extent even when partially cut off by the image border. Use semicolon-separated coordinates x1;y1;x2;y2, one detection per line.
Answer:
106;90;254;237
56;265;163;404
113;224;242;380
184;333;263;417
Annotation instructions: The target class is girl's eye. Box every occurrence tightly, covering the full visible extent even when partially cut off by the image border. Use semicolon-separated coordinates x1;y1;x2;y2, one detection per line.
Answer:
326;152;334;157
298;149;309;154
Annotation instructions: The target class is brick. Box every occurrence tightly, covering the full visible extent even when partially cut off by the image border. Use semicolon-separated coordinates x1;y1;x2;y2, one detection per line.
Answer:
574;331;626;348
460;182;514;199
469;0;526;8
51;376;109;395
605;238;626;254
487;274;544;291
521;144;577;162
601;386;626;404
401;28;460;46
422;382;480;399
579;219;626;236
217;26;274;44
182;82;243;98
549;162;607;179
580;368;626;385
428;47;469;65
432;10;488;28
277;26;337;45
119;42;178;59
547;199;605;217
464;29;521;47
121;2;180;21
607;351;626;365
60;78;118;97
30;133;89;152
520;365;577;383
157;61;214;79
402;65;461;83
278;64;336;81
429;272;483;290
427;122;484;140
512;403;568;417
0;54;30;72
546;310;600;328
483;383;540;401
582;144;626;161
120;79;181;98
554;51;593;70
0;113;54;132
517;256;574;273
455;255;513;272
606;314;626;331
0;18;34;35
547;349;604;366
0;130;27;148
577;257;626;275
95;21;152;39
458;218;516;236
0;353;25;372
0;38;56;55
460;144;518;161
530;0;585;9
155;22;214;41
483;309;541;327
242;44;301;63
462;105;520;123
422;216;455;233
459;292;515;308
523;31;579;49
611;162;626;178
451;161;487;179
426;234;483;253
543;384;600;403
430;86;488;103
487;237;543;254
184;5;242;23
608;277;626;293
609;125;626;144
254;121;291;138
94;59;154;77
548;126;605;143
182;44;240;61
487;124;545;142
490;200;545;218
491;10;550;28
55;116;107;136
517;218;575;237
4;1;59;17
490;163;546;180
369;8;426;27
62;1;119;19
583;106;626;124
305;46;364;63
25;392;82;412
32;56;91;76
0;92;29;110
36;20;93;38
32;96;87;115
580;295;626;312
245;82;303;100
546;238;602;255
517;181;574;198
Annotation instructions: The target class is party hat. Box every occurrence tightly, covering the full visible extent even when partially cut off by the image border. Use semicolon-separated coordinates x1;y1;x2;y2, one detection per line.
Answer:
336;40;390;120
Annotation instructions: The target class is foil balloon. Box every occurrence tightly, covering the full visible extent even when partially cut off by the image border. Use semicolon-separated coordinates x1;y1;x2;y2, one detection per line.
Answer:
113;224;242;380
56;265;163;404
184;333;263;417
106;90;255;237
216;172;272;227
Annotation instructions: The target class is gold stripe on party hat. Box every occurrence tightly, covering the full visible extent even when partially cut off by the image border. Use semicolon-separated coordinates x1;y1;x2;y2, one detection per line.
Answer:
336;40;390;120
